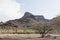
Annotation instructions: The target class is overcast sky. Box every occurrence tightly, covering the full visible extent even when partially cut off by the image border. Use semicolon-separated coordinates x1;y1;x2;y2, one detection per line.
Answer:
0;0;60;22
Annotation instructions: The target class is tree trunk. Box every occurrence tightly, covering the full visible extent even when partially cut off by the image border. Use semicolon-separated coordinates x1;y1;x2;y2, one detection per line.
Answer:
41;34;45;38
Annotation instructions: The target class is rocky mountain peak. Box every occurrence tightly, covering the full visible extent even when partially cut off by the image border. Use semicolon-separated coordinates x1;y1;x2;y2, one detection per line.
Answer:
22;12;34;18
24;12;32;16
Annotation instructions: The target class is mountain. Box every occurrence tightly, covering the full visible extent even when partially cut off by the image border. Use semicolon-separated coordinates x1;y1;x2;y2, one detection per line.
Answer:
22;12;50;22
22;12;35;19
0;12;50;28
0;12;60;34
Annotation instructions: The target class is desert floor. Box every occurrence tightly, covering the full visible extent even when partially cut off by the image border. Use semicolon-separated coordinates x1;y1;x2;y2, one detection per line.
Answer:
0;34;60;40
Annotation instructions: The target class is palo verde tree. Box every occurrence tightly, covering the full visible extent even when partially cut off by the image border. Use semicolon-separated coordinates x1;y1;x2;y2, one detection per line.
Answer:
31;22;53;38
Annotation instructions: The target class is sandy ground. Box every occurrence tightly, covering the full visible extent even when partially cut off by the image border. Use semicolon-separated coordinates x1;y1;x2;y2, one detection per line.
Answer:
0;34;60;40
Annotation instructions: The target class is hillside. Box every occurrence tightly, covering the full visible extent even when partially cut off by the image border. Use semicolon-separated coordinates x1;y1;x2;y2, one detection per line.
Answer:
0;12;50;29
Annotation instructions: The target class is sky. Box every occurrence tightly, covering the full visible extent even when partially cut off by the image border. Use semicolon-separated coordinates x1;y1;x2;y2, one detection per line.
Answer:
0;0;60;22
